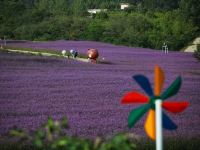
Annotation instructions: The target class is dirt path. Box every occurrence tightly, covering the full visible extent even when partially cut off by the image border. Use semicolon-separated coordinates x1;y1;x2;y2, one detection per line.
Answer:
1;48;89;63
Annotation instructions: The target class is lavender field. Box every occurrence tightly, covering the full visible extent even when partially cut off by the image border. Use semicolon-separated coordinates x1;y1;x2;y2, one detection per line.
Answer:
0;40;200;139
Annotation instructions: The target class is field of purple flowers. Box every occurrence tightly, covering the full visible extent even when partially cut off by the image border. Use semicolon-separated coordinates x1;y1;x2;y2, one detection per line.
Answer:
0;40;200;139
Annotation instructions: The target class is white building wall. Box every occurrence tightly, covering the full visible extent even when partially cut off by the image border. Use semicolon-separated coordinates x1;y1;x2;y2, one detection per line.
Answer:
87;9;107;14
121;3;129;10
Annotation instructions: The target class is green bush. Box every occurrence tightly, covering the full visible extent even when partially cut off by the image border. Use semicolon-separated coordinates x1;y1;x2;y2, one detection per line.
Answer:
6;117;136;150
2;117;200;150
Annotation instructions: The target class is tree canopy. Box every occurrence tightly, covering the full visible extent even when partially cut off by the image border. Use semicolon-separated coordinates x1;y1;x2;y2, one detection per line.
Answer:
0;0;199;50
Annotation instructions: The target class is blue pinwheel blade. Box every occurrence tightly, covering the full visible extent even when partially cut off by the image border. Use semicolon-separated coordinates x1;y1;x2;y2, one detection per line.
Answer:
162;112;177;130
133;75;154;97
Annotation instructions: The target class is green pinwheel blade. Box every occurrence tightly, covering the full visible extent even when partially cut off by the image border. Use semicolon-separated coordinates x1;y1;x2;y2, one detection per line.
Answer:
161;76;182;100
128;104;151;128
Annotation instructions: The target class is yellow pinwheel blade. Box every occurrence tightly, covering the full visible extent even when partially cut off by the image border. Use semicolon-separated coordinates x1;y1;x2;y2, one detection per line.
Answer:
144;109;156;140
154;65;165;96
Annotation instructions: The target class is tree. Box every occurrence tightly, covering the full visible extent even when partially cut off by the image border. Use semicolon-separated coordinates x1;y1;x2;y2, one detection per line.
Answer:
34;0;69;16
85;19;105;41
71;0;87;16
0;0;26;38
180;0;200;27
142;0;180;10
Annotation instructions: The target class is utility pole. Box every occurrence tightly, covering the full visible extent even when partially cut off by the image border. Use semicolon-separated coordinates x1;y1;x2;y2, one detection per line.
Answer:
162;42;168;54
4;36;7;46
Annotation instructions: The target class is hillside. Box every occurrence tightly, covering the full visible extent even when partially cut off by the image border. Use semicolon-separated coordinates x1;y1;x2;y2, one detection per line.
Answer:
0;40;200;138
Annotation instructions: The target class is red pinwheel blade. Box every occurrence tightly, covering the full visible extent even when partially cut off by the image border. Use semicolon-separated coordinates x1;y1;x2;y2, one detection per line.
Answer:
154;65;165;96
121;91;149;104
162;101;189;113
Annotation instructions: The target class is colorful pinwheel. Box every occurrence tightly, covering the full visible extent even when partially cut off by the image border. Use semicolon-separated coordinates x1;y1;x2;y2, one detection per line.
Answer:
121;65;189;141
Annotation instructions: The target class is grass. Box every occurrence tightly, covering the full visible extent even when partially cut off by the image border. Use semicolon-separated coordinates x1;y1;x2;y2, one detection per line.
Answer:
0;46;112;64
1;46;88;59
135;137;200;150
2;46;62;55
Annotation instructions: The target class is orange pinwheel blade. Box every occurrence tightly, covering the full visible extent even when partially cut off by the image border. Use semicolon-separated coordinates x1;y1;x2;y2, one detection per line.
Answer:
144;109;156;140
154;65;165;96
121;91;149;104
162;101;189;113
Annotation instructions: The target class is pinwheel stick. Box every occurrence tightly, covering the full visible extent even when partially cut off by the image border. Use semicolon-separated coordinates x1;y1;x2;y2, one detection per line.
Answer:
156;99;163;150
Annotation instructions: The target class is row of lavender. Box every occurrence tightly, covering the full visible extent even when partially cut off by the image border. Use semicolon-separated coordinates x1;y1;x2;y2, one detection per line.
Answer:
0;40;200;138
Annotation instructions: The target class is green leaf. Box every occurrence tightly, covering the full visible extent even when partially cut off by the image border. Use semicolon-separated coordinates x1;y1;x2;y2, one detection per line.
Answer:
128;104;151;128
34;138;43;148
47;117;54;132
61;117;68;129
58;138;68;146
161;76;182;100
35;129;45;139
9;129;25;137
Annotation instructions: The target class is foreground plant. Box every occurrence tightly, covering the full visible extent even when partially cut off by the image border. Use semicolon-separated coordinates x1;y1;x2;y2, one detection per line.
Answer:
8;117;136;150
9;117;69;149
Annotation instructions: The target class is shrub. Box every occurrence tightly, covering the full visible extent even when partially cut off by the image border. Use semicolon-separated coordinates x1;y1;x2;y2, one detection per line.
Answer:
7;117;136;150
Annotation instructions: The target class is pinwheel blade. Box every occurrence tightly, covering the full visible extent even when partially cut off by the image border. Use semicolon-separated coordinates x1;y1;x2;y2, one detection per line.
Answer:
154;65;165;96
133;75;154;97
161;76;182;100
163;101;189;113
163;112;177;130
121;91;149;104
144;109;156;140
128;104;151;128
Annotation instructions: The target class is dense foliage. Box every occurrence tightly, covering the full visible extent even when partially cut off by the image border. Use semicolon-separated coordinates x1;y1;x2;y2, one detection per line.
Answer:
0;0;199;50
7;117;136;150
2;116;200;150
